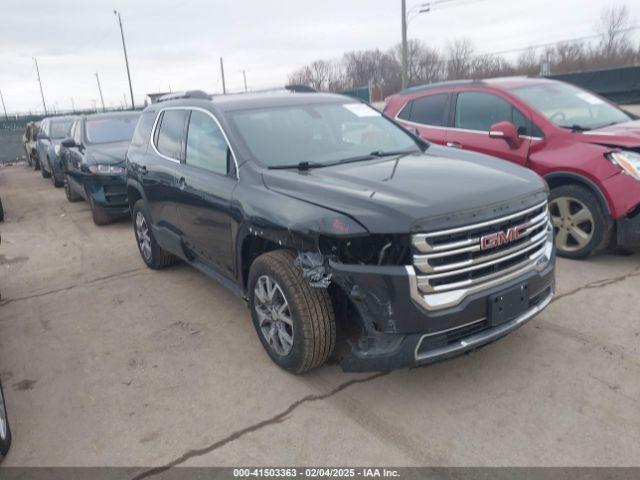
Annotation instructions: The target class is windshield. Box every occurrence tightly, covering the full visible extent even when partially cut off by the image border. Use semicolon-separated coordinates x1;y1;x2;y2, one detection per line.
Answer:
512;83;631;130
50;119;75;139
85;115;140;144
229;102;420;167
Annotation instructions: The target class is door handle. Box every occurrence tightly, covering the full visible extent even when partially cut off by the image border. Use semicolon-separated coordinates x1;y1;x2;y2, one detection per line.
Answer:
177;177;187;190
446;142;462;149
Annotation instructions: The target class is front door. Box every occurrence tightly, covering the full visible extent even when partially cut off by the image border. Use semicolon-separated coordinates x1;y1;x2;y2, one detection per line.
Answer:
445;91;531;165
175;109;237;278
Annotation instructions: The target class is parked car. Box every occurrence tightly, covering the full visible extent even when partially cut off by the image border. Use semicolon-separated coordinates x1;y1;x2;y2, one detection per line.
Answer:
36;116;77;186
23;121;41;169
0;379;10;460
385;78;640;258
126;90;555;373
61;111;140;225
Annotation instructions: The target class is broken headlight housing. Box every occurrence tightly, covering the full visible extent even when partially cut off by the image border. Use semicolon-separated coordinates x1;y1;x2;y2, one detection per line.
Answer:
319;234;411;266
88;164;125;175
607;150;640;180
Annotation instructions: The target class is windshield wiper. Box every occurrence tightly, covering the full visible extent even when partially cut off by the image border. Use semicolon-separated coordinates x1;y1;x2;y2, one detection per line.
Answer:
268;161;326;171
560;124;591;132
268;149;420;171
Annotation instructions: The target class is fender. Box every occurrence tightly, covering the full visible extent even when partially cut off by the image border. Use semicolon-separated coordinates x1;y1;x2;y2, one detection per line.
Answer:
544;171;611;217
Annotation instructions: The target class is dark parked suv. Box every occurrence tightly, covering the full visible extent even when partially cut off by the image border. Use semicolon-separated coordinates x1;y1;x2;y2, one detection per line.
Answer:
126;90;555;373
61;112;140;225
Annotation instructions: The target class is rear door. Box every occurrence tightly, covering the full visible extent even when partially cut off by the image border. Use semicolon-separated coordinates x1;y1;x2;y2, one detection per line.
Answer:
395;93;450;145
175;109;237;278
444;90;531;165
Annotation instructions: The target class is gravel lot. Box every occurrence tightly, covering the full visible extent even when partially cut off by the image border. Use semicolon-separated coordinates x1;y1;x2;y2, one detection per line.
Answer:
1;163;639;468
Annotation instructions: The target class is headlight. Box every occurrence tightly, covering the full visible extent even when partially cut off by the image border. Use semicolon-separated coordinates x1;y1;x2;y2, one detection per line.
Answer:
88;164;124;175
607;151;640;180
54;144;61;156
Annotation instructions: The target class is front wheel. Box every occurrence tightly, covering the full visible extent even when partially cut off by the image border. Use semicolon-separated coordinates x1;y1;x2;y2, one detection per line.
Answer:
0;381;11;459
41;161;51;178
549;185;610;259
64;175;82;202
248;250;336;374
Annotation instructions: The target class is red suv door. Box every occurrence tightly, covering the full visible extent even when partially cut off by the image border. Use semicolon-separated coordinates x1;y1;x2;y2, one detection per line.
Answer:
445;90;531;165
394;92;450;145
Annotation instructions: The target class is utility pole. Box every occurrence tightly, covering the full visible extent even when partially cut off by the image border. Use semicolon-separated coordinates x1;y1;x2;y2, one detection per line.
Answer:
401;0;408;89
70;97;75;113
0;89;8;119
95;72;106;112
220;57;227;94
114;10;135;109
242;70;248;92
33;57;47;115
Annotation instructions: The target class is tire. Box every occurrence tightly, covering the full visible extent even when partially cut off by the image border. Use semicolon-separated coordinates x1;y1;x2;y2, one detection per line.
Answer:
33;154;40;170
51;167;63;188
132;199;177;269
0;381;11;459
41;159;51;178
88;195;112;226
549;184;610;259
0;197;4;223
64;175;82;202
248;250;336;374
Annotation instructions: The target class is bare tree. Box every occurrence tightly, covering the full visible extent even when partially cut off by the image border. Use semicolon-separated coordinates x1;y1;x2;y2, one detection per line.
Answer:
599;4;632;58
446;38;474;80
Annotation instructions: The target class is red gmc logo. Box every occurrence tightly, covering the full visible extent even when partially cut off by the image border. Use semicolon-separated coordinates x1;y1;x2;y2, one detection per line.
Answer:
480;224;527;250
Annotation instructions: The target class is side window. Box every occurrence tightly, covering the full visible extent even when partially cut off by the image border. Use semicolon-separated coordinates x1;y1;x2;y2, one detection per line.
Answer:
455;92;512;132
185;110;229;175
73;121;83;145
512;109;529;136
397;102;412;121
155;110;188;160
41;121;49;136
407;94;449;126
130;111;156;148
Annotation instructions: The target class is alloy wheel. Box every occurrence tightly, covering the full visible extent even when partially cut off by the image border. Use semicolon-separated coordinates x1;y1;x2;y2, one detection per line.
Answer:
254;275;294;356
549;196;595;253
135;211;152;261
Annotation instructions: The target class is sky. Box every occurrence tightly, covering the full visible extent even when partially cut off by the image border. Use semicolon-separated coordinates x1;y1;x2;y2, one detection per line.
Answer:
0;0;638;114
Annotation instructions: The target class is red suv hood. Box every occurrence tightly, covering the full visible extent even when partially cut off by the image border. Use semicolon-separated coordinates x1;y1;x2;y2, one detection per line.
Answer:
580;120;640;149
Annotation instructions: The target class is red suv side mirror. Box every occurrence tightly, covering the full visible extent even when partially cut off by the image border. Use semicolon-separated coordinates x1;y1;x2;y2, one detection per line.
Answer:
489;121;521;149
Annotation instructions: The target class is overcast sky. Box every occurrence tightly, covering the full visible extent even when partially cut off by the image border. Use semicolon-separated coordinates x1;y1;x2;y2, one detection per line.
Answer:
1;0;638;114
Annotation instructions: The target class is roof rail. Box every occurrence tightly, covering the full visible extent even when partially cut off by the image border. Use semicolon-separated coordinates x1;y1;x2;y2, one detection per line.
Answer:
156;90;212;103
399;79;483;95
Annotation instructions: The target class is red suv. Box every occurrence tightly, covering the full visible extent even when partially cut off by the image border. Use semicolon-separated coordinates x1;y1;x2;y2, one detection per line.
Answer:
385;77;640;258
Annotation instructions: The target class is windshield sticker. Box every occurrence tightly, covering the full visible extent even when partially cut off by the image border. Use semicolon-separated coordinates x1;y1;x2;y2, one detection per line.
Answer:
344;103;381;117
576;92;605;105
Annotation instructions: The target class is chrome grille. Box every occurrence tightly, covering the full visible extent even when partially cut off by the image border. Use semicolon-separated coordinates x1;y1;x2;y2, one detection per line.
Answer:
411;201;551;296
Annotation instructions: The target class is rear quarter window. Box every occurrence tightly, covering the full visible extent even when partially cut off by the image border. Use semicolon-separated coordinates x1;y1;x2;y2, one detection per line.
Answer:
130;111;157;148
398;93;449;126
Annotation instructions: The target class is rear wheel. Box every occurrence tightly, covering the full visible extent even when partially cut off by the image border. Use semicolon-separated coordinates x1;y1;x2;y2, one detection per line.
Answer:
132;200;177;269
248;250;335;374
549;185;610;259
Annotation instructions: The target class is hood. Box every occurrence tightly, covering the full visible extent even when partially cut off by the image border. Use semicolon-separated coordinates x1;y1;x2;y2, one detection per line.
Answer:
86;141;129;165
262;146;547;233
579;120;640;149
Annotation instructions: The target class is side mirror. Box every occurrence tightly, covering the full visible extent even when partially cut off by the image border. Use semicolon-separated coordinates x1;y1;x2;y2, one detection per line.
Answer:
37;133;49;141
489;121;521;149
61;138;76;148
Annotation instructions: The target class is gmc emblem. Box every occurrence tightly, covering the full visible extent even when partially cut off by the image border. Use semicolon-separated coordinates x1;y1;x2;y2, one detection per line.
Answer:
480;224;527;250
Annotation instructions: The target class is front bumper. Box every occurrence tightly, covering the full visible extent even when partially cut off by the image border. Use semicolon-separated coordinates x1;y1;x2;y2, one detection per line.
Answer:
84;173;129;216
332;242;555;372
616;206;640;249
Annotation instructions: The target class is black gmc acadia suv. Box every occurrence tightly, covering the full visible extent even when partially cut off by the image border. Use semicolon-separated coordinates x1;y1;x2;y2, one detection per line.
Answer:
126;89;556;373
